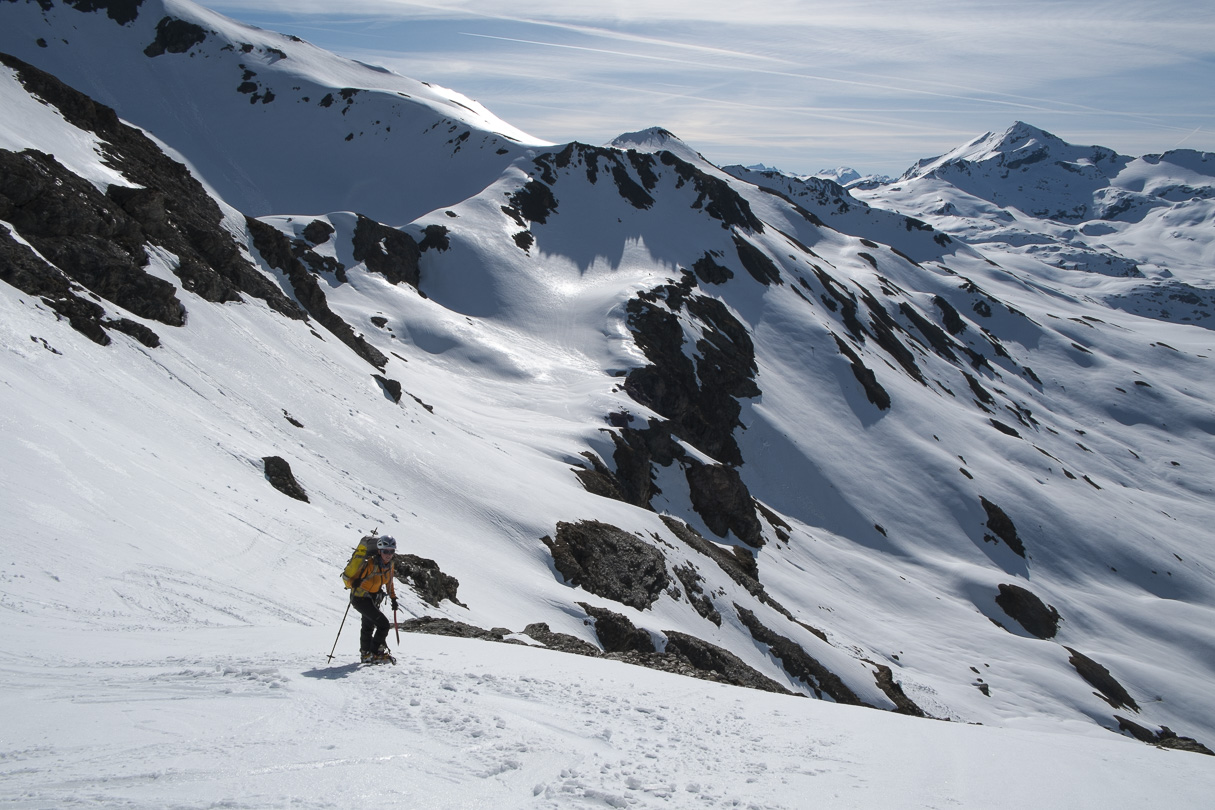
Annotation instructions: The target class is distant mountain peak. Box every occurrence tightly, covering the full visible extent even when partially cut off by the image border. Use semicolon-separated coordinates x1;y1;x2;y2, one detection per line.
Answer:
608;126;709;165
897;121;1131;194
1001;120;1057;143
947;121;1066;166
814;166;863;185
610;126;681;148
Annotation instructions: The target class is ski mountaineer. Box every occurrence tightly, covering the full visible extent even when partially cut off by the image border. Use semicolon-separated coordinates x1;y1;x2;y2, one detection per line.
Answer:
349;535;399;664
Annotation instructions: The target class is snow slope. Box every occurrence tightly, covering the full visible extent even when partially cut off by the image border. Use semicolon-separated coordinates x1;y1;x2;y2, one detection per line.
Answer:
3;4;1215;805
4;621;1213;809
0;0;549;223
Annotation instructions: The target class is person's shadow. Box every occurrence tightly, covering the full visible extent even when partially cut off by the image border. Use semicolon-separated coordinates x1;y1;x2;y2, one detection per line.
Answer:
301;663;361;679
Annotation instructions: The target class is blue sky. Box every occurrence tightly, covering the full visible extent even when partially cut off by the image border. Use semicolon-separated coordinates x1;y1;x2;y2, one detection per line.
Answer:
207;0;1215;177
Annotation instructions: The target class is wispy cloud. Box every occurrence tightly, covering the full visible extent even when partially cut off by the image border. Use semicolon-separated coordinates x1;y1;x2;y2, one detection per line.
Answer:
206;0;1215;174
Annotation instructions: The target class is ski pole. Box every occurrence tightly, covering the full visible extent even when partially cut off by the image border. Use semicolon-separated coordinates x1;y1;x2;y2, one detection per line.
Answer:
327;602;351;663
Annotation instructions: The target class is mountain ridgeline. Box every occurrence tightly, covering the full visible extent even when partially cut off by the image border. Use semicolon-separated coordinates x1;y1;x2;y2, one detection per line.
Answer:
2;0;1214;756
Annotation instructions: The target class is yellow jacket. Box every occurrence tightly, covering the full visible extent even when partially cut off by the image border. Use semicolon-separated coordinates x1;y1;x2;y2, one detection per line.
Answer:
351;556;397;600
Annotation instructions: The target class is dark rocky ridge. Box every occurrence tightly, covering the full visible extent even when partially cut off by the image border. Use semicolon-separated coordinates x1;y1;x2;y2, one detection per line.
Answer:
0;52;307;345
684;462;763;547
594;273;769;548
399;611;792;694
1;148;179;344
660;516;765;599
0;218;145;346
662;630;790;693
579;603;657;653
1066;647;1139;712
834;334;892;410
871;663;929;717
246;217;388;370
670;563;721;625
735;605;866;706
511;142;765;232
63;0;144;27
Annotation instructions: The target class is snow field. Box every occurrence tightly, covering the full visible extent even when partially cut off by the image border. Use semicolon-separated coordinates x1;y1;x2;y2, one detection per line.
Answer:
3;620;1214;810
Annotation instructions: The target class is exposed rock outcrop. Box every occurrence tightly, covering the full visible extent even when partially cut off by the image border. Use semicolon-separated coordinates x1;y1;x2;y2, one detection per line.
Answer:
373;374;402;403
0;53;307;342
398;617;504;641
541;520;670;610
660;516;763;595
144;15;208;58
1;216;136;347
1066;647;1139;712
623;274;757;467
352;214;420;288
66;1;145;27
685;461;763;548
871;663;928;717
247;217;387;369
735;605;866;705
401;609;790;695
394;553;466;608
671;563;722;625
520;622;601;657
262;456;309;502
579;603;657;653
0;149;186;329
981;497;1027;558
995;583;1060;638
1116;716;1213;756
662;631;789;694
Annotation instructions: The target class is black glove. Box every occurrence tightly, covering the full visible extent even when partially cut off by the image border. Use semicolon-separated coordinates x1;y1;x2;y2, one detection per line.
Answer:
391;598;399;611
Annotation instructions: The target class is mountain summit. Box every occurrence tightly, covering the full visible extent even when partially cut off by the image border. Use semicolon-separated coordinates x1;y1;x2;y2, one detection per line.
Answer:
609;126;713;166
894;121;1131;221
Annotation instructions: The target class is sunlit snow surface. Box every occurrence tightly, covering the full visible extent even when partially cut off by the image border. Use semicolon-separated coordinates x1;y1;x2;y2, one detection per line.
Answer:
4;624;1213;809
3;3;1215;807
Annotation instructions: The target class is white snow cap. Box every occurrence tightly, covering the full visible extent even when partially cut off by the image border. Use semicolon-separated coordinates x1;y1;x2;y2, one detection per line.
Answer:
608;126;708;164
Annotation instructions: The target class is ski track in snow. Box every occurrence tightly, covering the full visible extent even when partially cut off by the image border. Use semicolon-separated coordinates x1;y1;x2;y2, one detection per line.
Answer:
2;626;1212;810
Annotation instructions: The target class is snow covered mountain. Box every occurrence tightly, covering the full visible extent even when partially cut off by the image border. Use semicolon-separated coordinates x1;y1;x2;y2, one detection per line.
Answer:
3;2;1215;805
854;122;1215;324
0;0;547;224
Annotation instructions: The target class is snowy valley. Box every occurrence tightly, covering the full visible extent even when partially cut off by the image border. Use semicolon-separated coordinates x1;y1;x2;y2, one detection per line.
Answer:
2;2;1215;807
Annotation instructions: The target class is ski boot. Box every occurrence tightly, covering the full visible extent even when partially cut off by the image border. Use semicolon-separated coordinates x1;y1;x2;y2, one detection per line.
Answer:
370;645;396;665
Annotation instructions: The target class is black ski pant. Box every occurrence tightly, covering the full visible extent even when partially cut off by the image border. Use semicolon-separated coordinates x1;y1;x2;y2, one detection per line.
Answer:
351;594;389;652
